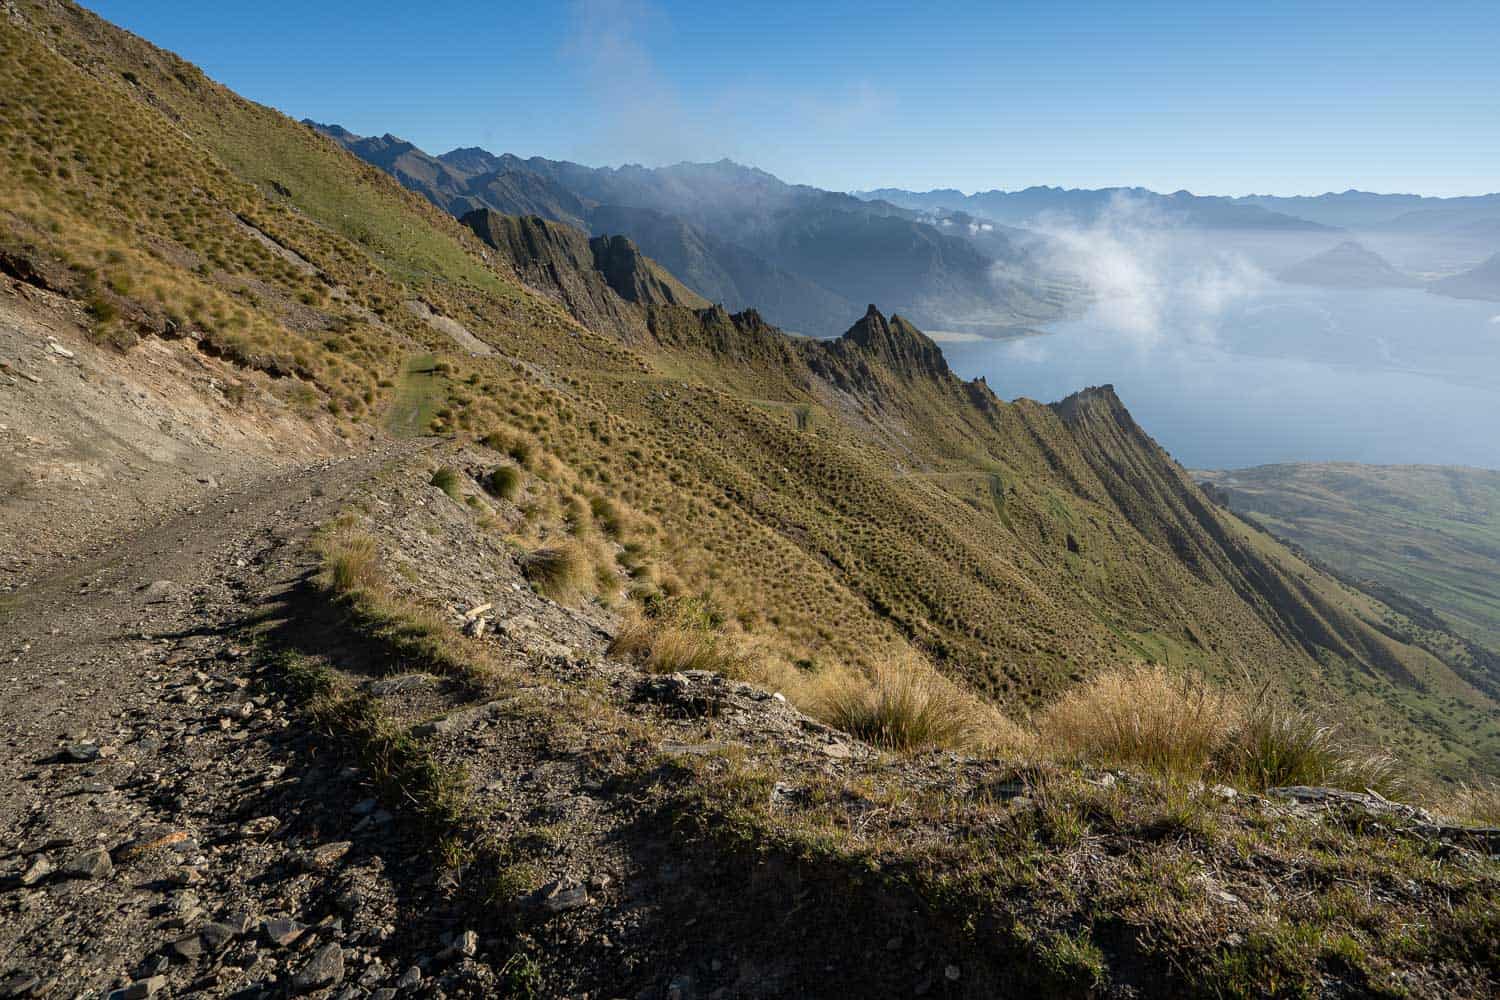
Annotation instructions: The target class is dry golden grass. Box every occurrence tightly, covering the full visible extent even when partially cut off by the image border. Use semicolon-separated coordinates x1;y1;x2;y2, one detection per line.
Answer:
1037;663;1236;776
1438;782;1500;826
608;606;754;677
522;544;591;603
814;658;1028;754
1034;663;1402;793
318;529;381;595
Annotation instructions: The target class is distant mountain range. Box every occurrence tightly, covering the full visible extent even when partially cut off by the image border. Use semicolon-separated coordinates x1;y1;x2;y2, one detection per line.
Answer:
1277;241;1423;289
857;185;1500;238
307;124;1076;337
311;123;1500;318
854;186;1337;231
1240;190;1500;233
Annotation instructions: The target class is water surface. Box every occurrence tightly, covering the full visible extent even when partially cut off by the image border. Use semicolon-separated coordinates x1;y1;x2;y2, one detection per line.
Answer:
940;286;1500;470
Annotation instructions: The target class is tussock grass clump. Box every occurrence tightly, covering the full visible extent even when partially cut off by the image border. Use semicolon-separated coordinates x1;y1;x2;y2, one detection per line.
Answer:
1441;782;1500;826
487;465;521;501
589;495;624;538
522;544;590;602
430;466;463;500
318;530;380;595
1035;664;1403;794
608;600;753;677
482;429;537;469
1223;703;1402;796
1037;664;1236;776
813;660;1019;754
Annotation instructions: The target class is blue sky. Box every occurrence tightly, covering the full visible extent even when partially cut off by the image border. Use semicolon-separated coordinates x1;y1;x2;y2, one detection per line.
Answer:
85;0;1500;197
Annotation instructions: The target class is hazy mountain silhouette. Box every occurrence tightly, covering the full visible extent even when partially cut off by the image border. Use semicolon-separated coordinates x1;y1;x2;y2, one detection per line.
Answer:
309;123;1075;336
1277;241;1422;288
855;185;1337;231
1428;251;1500;301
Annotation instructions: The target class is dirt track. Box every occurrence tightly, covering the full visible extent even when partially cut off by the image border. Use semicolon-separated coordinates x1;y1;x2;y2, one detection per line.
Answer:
0;446;487;1000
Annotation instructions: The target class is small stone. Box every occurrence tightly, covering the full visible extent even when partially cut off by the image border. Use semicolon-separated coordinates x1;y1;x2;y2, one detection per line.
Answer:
441;929;478;960
198;922;238;953
885;936;903;952
0;972;40;997
411;717;454;739
944;964;961;982
292;944;344;993
114;829;189;862
303;841;352;870
61;846;112;879
238;816;280;839
262;917;305;947
111;976;166;1000
19;855;52;886
61;742;100;763
222;910;256;935
396;966;422;989
368;674;432;696
537;880;589;914
167;934;203;961
141;580;180;604
46;340;75;359
370;991;397;1000
168;867;201;887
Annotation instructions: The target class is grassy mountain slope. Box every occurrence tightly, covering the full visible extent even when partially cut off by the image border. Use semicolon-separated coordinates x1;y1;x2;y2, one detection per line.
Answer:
5;6;1500;994
1200;463;1500;651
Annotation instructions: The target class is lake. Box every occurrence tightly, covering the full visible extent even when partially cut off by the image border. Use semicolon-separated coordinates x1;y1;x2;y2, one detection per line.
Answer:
939;285;1500;470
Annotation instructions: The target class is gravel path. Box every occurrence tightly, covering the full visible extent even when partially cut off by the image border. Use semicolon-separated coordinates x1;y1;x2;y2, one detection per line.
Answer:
0;447;483;1000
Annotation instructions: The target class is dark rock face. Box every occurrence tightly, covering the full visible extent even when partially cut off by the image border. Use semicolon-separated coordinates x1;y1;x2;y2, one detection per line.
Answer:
840;304;950;381
588;234;686;306
459;209;652;341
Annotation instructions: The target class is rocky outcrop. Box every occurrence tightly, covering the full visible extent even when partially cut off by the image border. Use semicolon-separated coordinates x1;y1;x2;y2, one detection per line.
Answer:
460;209;650;341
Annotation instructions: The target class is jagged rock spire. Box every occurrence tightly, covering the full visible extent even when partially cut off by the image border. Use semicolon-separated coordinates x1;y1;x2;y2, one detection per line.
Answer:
840;304;950;380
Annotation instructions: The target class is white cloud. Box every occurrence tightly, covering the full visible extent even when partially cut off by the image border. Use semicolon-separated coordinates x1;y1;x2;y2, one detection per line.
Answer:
1014;192;1268;348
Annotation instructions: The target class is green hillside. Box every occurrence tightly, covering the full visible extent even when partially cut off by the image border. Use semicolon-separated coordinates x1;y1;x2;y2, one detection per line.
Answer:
1200;463;1500;650
4;4;1500;995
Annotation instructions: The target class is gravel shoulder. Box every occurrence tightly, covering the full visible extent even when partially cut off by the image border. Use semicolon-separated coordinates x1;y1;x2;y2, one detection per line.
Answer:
0;446;470;1000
